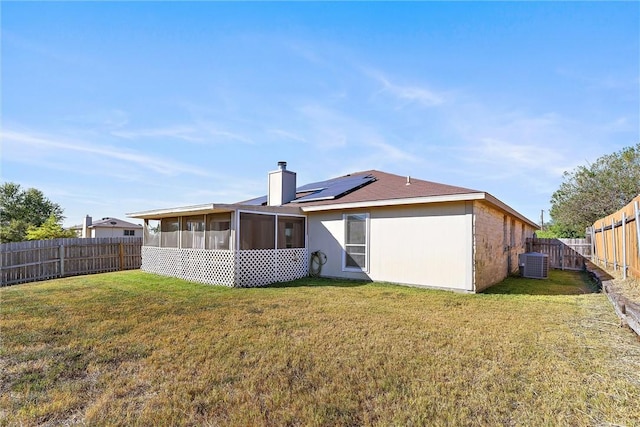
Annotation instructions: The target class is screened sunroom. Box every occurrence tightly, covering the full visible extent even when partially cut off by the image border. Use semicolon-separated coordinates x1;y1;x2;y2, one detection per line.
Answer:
129;204;308;287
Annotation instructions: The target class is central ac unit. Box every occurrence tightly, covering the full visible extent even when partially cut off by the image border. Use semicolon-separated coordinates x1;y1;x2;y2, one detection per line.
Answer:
519;252;549;279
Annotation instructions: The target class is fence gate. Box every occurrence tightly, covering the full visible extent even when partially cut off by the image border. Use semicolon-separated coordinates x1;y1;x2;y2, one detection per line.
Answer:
526;237;591;270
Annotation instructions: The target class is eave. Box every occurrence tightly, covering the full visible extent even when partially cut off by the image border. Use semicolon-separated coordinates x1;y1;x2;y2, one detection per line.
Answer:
299;192;539;229
127;203;303;220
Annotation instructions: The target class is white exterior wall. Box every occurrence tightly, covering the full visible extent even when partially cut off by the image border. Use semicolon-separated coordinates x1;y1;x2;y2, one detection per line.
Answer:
307;202;474;291
308;211;370;282
91;227;141;238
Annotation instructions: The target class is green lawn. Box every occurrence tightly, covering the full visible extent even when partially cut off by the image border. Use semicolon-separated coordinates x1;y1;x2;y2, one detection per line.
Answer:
483;269;600;295
1;270;639;426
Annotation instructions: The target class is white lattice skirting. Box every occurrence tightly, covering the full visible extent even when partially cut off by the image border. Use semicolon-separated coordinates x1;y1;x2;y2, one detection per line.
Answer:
141;246;308;287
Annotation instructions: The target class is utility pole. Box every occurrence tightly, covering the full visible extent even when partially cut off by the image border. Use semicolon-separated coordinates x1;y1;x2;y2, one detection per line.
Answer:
540;210;544;230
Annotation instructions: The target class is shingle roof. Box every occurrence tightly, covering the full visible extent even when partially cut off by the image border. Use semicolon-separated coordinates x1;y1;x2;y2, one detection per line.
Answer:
296;170;480;207
241;170;481;207
90;217;143;228
129;169;537;228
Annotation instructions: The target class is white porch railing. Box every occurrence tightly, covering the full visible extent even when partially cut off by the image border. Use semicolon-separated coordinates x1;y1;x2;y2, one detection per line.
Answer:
141;246;308;287
237;248;308;287
142;247;236;286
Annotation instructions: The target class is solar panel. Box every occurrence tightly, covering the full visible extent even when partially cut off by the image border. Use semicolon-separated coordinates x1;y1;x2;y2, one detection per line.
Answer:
295;178;337;192
241;195;267;206
238;173;376;205
291;174;375;203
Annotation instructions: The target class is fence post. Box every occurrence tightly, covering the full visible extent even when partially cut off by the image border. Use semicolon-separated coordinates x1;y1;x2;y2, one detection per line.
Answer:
590;227;596;263
636;201;640;261
59;245;65;278
612;218;617;271
119;242;124;271
559;242;564;270
622;212;627;279
601;222;607;268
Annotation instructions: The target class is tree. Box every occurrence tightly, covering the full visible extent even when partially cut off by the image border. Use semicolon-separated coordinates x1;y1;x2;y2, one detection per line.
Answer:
26;215;77;240
0;219;30;243
549;143;640;237
534;221;560;238
0;182;67;243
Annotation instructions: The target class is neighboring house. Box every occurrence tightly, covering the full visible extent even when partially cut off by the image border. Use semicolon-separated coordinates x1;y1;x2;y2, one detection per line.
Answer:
127;162;538;292
70;216;143;238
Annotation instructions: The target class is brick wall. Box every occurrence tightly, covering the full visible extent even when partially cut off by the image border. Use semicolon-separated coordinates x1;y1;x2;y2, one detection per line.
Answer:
474;201;536;292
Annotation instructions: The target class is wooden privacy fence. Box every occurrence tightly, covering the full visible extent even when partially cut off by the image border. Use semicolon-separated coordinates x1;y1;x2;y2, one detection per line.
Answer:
1;237;142;286
591;195;640;279
526;237;591;270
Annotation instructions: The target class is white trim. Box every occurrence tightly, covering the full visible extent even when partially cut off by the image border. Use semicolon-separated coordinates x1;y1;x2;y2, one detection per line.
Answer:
203;213;207;249
290;195;335;203
301;192;539;229
128;203;220;218
237;209;306;217
302;193;484;212
274;212;278;250
128;203;302;220
465;201;475;293
342;212;370;273
482;193;539;229
234;210;240;252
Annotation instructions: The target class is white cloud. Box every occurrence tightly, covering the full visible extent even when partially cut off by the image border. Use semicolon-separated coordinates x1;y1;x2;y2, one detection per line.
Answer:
366;69;446;107
444;105;581;176
286;41;326;66
112;126;204;143
267;129;307;143
366;140;419;164
600;116;636;133
63;109;130;130
469;137;562;172
2;30;86;65
297;105;351;149
110;122;255;145
208;129;254;144
1;129;212;177
556;67;639;91
293;103;424;176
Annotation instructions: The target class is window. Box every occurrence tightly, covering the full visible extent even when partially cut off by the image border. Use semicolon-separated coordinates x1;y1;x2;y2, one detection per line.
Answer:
240;213;275;250
124;229;135;236
161;217;180;248
144;220;160;247
277;216;305;249
344;213;368;271
183;215;205;249
207;213;231;250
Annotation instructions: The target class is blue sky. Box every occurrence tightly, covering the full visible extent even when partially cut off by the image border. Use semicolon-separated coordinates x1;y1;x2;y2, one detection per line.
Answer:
2;2;638;227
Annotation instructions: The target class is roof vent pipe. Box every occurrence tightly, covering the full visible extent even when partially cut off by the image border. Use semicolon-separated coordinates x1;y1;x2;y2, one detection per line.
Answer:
406;176;411;186
278;161;287;170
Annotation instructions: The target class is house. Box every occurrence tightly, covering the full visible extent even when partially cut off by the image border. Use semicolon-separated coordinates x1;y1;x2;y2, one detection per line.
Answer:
70;215;143;238
127;162;538;292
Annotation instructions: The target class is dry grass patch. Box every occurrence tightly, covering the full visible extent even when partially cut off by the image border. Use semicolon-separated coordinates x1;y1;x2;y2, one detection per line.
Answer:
611;275;640;303
1;270;639;426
